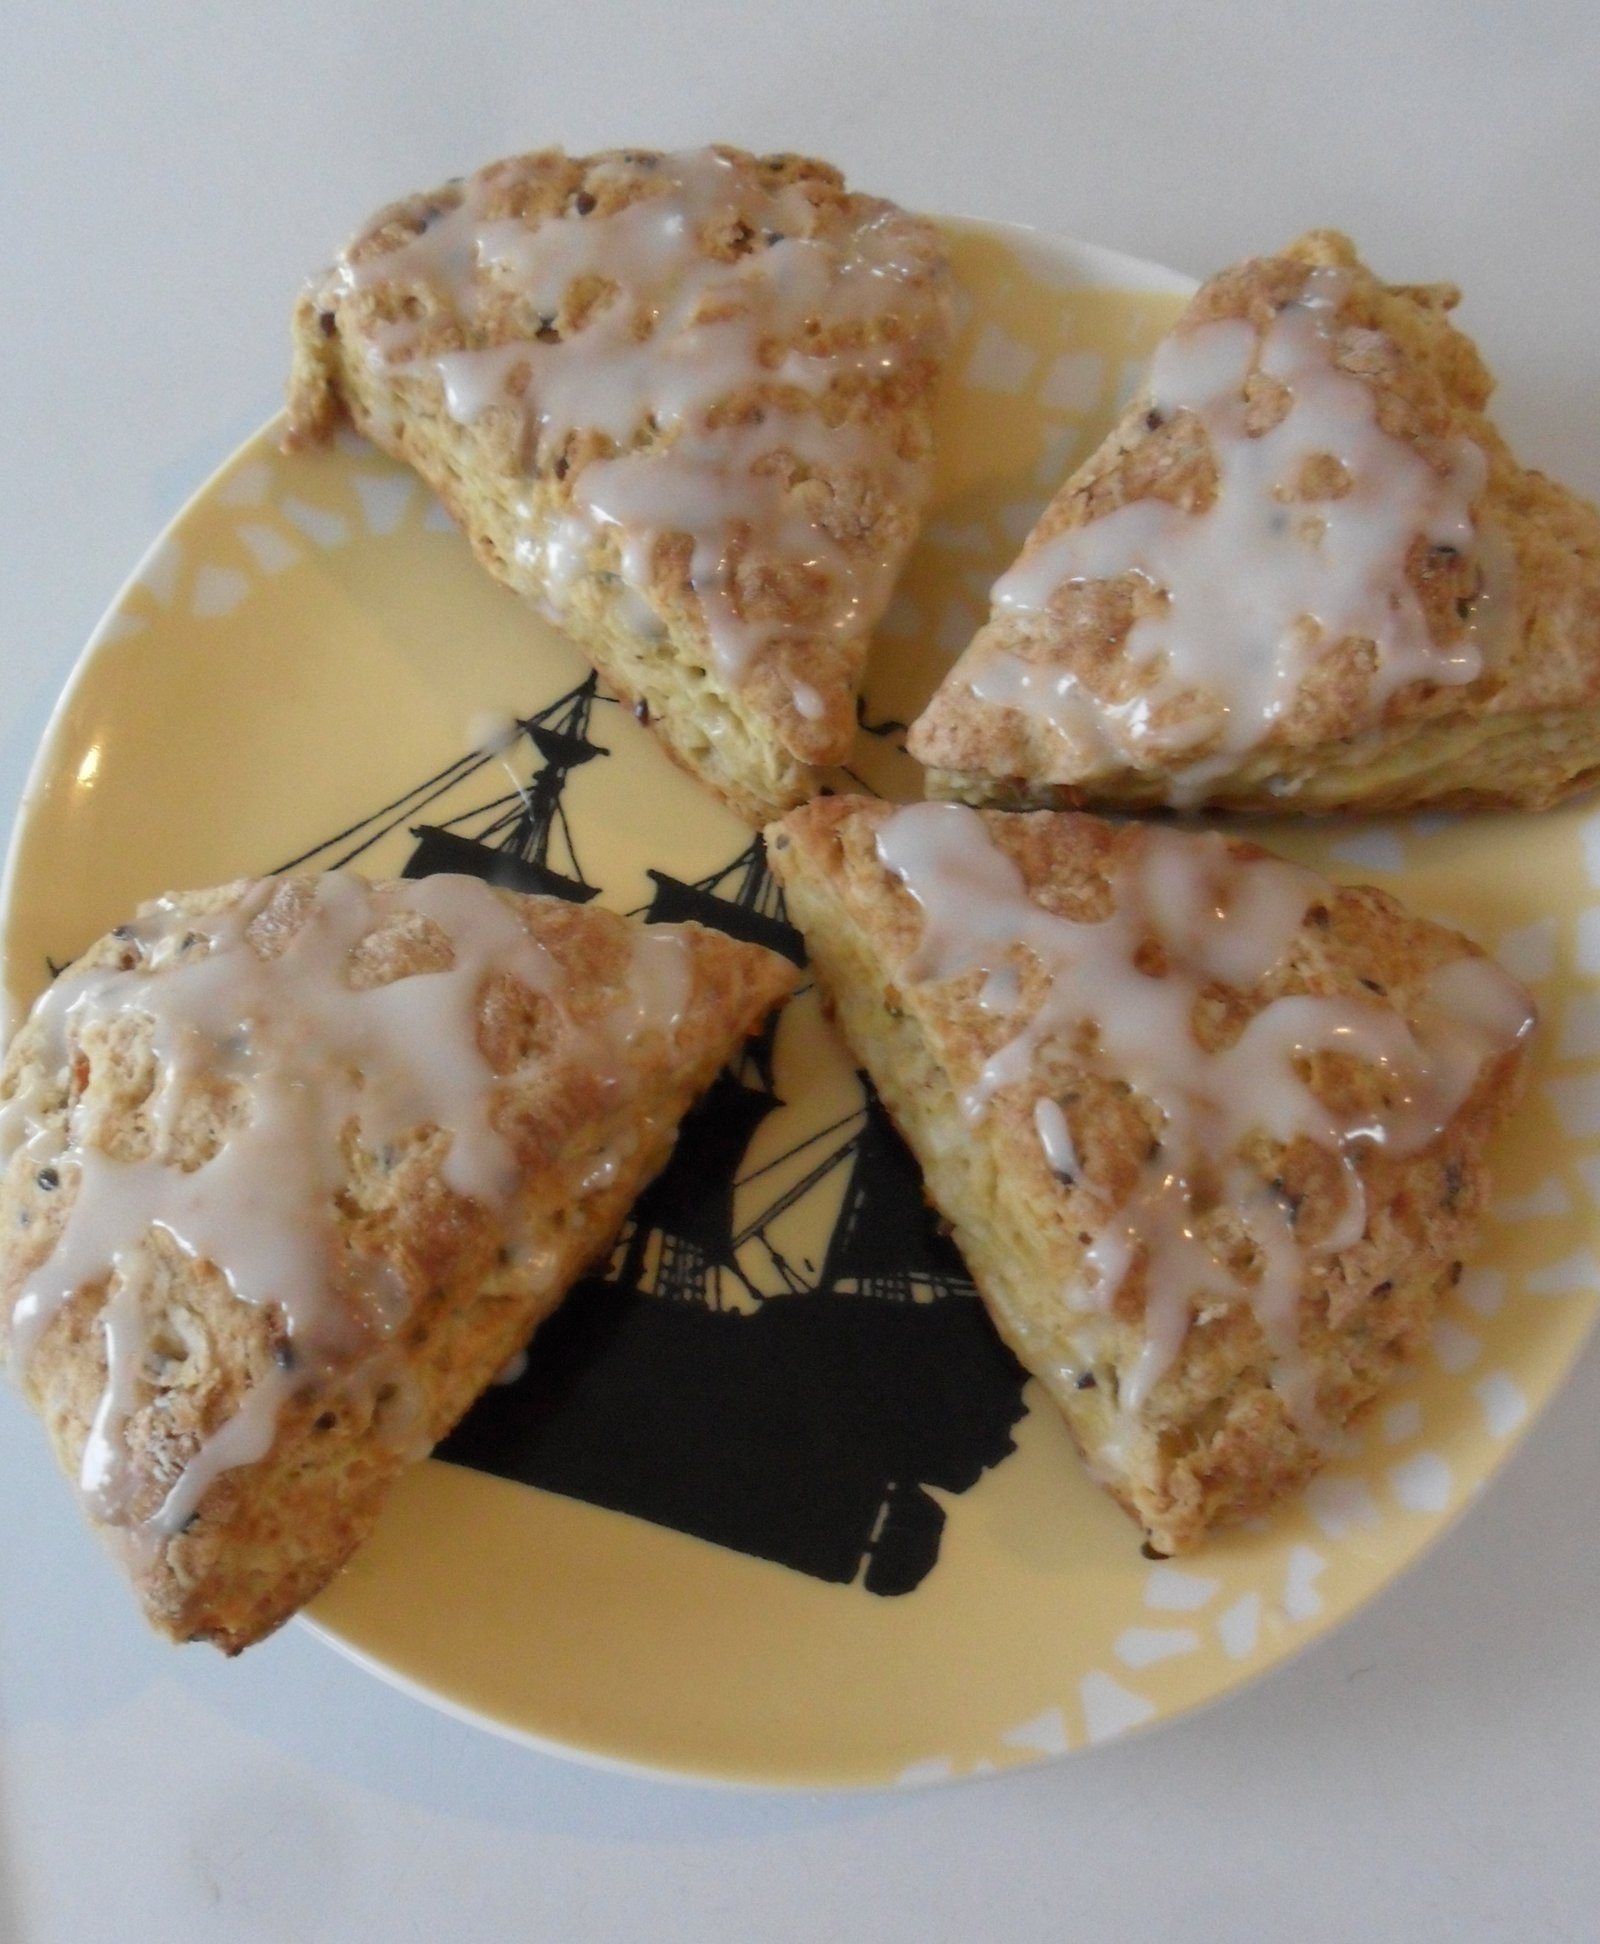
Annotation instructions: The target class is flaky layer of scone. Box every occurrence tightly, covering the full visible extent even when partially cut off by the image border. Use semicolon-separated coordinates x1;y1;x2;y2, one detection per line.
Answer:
287;145;953;821
768;797;1533;1554
0;873;796;1650
911;230;1600;814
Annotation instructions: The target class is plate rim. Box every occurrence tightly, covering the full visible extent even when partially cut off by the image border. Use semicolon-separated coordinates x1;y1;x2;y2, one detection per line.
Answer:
4;216;1591;1790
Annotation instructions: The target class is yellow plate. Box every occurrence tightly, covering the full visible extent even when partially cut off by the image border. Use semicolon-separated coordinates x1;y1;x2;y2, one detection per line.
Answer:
6;220;1598;1788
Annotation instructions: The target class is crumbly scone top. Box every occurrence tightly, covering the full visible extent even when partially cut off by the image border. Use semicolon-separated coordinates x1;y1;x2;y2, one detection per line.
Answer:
309;146;952;719
0;873;698;1552
865;802;1533;1420
918;233;1517;803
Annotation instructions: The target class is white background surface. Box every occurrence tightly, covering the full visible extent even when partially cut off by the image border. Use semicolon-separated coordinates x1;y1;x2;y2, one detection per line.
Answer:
3;4;1599;1938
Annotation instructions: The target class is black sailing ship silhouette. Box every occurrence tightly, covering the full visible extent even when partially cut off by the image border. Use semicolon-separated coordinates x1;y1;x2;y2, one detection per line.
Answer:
276;674;1028;1595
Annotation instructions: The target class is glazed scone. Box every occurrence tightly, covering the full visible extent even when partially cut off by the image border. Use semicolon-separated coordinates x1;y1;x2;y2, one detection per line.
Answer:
768;797;1534;1553
910;230;1600;814
287;145;954;821
0;872;796;1650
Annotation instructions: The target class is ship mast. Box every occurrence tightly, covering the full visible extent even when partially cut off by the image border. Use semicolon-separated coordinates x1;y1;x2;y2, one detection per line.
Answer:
603;835;805;1306
813;1085;974;1301
637;836;805;965
270;674;609;899
732;1081;976;1304
405;675;607;901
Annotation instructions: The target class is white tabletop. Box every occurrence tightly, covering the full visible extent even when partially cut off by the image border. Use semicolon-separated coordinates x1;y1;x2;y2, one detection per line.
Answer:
4;4;1599;1938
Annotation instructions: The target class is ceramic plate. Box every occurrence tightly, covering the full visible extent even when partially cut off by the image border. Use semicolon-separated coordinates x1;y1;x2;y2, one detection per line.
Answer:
7;220;1598;1787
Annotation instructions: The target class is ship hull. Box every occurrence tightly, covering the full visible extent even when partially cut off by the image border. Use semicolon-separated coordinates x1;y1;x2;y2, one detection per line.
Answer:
440;1278;1029;1596
404;825;602;902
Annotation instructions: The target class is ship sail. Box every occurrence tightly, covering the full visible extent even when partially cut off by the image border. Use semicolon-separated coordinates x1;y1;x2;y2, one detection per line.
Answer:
637;836;804;1099
639;838;806;967
815;1085;974;1300
613;1073;782;1304
270;673;609;891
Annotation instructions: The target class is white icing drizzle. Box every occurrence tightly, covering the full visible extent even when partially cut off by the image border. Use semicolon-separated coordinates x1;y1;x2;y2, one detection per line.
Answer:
875;803;1533;1421
1033;1097;1079;1182
329;147;946;693
154;1369;293;1537
0;874;694;1537
989;269;1494;794
967;653;1128;774
78;1258;154;1521
493;1347;530;1386
611;928;693;1049
977;964;1021;1014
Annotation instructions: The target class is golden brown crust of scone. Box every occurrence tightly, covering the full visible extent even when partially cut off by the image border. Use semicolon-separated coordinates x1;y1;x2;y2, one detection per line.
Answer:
767;795;1530;1553
286;146;952;822
911;229;1600;814
0;878;796;1650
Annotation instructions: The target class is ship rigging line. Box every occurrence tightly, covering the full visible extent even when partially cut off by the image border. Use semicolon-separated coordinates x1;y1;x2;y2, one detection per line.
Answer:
729;1123;863;1251
732;1105;863;1190
431;787;530;835
427;784;587;881
269;739;506;873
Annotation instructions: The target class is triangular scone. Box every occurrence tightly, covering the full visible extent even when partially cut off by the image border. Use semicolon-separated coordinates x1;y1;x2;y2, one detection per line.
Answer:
768;797;1534;1553
287;146;953;821
911;230;1600;814
0;873;796;1650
